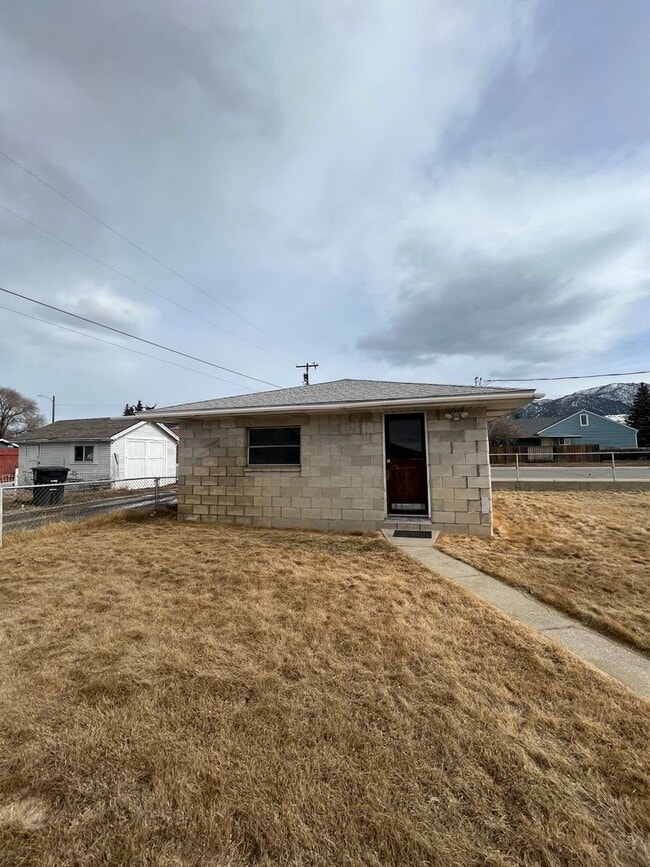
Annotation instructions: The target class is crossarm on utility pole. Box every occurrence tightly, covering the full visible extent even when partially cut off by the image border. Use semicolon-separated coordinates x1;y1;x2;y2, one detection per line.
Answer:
296;362;319;385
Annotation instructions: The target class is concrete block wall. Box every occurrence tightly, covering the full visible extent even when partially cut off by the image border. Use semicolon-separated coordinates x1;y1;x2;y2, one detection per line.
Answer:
177;412;386;532
177;408;492;536
426;409;492;537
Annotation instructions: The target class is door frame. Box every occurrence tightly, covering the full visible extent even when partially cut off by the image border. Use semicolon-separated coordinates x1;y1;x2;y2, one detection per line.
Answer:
382;411;431;518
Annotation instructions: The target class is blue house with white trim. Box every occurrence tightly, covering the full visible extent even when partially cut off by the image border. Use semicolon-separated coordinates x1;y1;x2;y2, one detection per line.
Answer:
513;410;638;450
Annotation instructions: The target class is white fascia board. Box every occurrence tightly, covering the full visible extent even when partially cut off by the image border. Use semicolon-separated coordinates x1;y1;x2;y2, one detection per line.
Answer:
142;390;541;421
156;423;179;441
109;420;179;442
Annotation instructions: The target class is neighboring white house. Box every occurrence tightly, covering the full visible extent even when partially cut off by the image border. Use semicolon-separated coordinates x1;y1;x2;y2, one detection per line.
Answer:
15;417;178;483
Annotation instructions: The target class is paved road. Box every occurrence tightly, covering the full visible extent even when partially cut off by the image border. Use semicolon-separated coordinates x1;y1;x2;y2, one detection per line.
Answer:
3;490;176;534
491;466;650;482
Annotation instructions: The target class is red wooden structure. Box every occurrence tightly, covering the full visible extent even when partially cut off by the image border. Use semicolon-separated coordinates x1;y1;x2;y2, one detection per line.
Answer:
0;447;19;481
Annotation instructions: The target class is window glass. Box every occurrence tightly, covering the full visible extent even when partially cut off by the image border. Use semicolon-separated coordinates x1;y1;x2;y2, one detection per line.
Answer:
249;427;300;447
385;415;425;460
248;446;300;465
579;414;589;426
248;428;300;465
74;445;94;462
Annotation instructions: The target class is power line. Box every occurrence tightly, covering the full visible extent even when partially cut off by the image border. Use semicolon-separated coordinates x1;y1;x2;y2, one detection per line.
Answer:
0;201;287;360
0;286;282;388
0;147;296;354
484;370;650;383
0;302;252;388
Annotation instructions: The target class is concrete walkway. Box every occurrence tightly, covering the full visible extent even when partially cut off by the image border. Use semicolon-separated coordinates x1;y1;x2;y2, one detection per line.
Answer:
383;531;650;698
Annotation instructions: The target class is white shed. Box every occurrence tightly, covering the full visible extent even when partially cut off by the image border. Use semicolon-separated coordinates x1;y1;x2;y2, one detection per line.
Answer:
15;417;178;483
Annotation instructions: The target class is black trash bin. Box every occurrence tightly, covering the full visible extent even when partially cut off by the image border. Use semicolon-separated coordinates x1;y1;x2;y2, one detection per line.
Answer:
32;466;70;506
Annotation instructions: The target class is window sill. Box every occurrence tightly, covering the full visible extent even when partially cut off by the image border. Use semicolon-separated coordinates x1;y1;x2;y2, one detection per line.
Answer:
244;465;301;474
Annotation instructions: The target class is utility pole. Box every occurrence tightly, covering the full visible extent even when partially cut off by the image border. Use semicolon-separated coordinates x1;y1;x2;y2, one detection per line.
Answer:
296;362;319;385
38;394;55;423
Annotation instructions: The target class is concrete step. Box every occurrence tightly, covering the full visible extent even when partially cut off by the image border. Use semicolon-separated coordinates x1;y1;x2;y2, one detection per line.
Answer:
380;527;439;546
380;519;433;532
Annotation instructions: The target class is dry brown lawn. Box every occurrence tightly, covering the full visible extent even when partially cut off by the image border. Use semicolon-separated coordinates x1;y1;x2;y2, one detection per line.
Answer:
438;491;650;651
0;513;648;866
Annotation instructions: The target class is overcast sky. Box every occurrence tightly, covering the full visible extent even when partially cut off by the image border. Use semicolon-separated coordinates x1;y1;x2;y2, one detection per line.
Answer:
1;0;648;420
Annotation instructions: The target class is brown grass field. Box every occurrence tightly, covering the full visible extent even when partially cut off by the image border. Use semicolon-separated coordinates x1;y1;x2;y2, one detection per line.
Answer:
0;513;648;866
438;491;650;651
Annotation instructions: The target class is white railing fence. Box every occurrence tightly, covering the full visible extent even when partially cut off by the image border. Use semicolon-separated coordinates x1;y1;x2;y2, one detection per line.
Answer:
0;475;177;547
0;469;18;488
489;449;650;482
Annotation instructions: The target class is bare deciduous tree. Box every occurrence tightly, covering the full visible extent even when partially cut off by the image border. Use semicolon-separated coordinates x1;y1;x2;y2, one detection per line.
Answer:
488;415;522;447
0;387;46;439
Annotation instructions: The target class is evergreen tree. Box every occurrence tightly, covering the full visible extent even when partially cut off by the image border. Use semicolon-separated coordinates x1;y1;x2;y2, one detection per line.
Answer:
627;382;650;447
123;400;151;416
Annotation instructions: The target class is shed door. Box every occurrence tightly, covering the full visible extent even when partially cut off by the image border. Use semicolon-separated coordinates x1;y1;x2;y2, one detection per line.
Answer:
125;440;166;479
385;414;429;516
25;445;40;466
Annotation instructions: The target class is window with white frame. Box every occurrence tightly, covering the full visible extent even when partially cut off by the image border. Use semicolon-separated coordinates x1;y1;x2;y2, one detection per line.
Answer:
248;427;300;465
579;413;589;426
74;445;94;462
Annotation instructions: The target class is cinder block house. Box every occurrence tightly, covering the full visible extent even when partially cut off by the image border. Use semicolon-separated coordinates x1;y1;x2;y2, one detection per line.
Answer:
146;379;538;536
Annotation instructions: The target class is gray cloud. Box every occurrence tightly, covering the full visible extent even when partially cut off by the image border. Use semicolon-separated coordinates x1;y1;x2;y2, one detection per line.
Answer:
359;255;597;364
358;156;650;373
443;0;650;164
0;0;648;413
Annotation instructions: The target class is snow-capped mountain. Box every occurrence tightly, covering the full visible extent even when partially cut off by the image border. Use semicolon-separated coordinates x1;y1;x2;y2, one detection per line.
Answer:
513;383;641;419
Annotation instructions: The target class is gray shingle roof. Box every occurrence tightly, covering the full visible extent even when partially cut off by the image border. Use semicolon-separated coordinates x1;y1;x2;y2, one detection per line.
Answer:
14;417;173;444
150;378;536;416
511;416;566;437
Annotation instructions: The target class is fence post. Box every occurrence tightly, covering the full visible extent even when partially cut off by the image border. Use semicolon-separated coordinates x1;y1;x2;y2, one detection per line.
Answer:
0;486;3;549
611;452;616;482
154;477;160;513
515;453;520;482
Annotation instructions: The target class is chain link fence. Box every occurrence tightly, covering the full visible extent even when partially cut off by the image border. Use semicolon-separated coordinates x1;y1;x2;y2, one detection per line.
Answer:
0;476;177;545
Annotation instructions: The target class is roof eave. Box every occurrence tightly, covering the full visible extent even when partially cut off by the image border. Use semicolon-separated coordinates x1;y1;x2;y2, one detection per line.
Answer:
15;437;111;444
141;390;542;422
15;421;179;444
